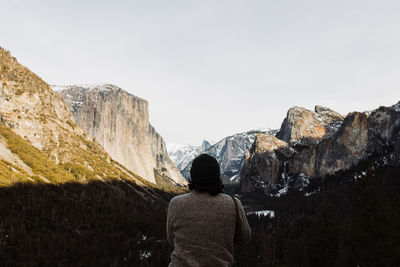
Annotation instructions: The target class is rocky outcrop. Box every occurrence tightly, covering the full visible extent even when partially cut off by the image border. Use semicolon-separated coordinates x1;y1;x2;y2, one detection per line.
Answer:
240;103;400;193
240;134;293;193
289;105;400;178
289;112;369;177
55;84;186;185
276;106;344;145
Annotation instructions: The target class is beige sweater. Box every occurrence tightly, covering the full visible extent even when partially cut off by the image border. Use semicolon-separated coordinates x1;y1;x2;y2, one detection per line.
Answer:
166;191;251;267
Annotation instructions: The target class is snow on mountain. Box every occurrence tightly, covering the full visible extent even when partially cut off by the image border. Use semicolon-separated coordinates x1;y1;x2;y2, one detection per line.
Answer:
200;131;259;183
167;143;200;171
52;84;115;92
167;140;214;172
169;130;277;183
389;101;400;112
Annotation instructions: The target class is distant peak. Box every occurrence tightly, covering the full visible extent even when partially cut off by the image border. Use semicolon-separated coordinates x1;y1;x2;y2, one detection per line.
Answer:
201;139;215;145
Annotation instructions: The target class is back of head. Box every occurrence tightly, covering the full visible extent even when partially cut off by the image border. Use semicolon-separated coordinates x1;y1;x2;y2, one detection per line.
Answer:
189;154;224;196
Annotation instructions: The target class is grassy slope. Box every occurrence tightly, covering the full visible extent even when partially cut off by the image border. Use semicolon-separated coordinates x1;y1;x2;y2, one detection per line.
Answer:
0;47;190;267
0;122;76;186
0;47;187;194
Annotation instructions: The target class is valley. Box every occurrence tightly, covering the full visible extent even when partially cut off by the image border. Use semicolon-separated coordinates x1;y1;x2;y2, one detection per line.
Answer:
1;46;399;266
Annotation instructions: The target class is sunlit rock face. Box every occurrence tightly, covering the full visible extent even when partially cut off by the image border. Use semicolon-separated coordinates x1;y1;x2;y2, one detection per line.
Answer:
0;47;91;164
0;47;155;187
56;84;186;185
289;105;400;178
276;105;344;146
240;103;400;193
289;111;369;177
239;133;293;193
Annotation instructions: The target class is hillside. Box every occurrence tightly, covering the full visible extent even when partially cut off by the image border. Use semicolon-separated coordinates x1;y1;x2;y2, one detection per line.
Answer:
0;122;76;186
0;47;187;266
0;47;174;191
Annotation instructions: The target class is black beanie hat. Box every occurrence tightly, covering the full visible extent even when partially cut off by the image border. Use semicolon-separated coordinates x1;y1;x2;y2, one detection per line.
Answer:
190;154;221;184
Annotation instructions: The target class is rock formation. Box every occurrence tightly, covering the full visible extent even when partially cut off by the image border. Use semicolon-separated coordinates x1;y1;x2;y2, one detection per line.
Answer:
290;104;400;177
239;134;293;192
55;84;186;185
276;106;344;145
240;103;400;193
289;111;369;177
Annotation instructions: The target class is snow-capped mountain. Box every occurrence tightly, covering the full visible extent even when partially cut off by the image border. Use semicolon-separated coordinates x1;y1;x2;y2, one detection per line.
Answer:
169;130;278;184
167;140;214;172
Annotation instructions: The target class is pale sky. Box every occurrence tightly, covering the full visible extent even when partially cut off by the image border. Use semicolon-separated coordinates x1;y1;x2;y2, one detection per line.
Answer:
2;0;400;145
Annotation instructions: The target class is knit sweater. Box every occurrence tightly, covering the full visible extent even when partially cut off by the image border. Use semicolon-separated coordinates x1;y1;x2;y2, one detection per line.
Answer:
166;191;251;267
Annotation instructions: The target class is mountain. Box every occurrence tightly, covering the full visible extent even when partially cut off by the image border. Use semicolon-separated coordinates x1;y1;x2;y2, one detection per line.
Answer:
0;47;163;192
0;47;187;266
167;140;213;172
240;103;400;194
170;130;278;183
276;105;344;145
54;84;186;186
198;131;267;183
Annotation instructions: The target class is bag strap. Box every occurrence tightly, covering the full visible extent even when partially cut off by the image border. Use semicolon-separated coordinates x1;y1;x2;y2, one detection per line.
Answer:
231;195;239;241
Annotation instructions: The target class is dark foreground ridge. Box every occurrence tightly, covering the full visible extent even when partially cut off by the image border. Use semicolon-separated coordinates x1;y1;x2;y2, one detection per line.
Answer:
1;159;400;267
232;161;400;267
0;180;175;267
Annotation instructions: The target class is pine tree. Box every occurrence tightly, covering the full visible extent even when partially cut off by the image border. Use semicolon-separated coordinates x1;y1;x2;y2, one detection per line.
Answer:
307;194;340;267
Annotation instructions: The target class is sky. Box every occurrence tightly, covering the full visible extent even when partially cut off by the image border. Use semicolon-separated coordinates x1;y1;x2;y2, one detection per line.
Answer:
2;0;400;145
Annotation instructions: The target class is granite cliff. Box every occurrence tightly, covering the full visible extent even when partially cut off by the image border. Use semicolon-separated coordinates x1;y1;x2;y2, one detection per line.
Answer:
276;105;344;145
240;103;400;193
239;134;293;192
55;84;186;185
0;47;160;192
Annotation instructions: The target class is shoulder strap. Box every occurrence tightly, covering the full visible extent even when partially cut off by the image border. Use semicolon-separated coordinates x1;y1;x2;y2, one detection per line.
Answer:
231;195;239;240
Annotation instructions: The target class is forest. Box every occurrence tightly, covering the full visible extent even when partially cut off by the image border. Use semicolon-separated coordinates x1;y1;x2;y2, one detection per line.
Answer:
1;162;399;266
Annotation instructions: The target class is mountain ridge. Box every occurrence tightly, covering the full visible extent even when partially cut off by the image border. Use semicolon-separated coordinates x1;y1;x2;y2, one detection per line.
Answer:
169;130;278;183
0;46;185;195
240;102;400;194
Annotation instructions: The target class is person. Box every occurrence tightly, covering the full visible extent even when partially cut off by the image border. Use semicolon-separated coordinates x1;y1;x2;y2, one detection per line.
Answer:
166;154;251;267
